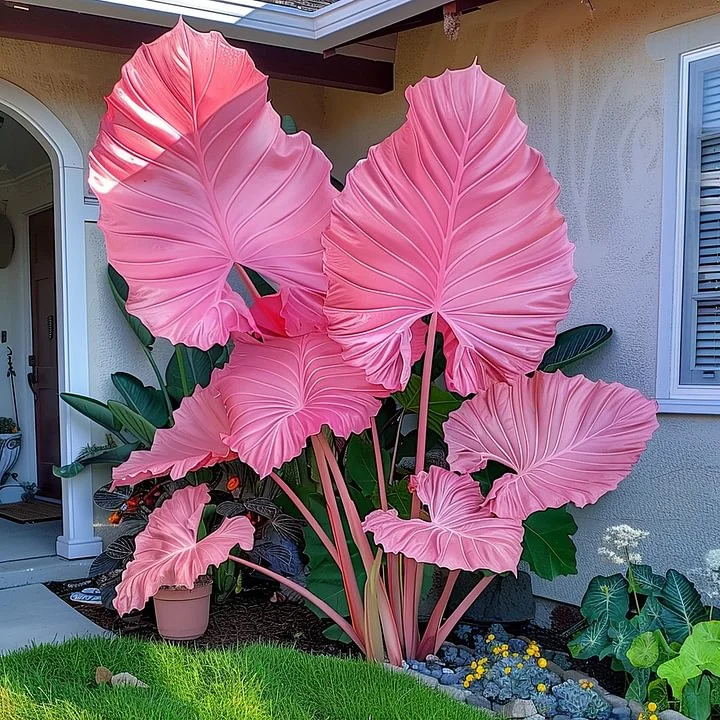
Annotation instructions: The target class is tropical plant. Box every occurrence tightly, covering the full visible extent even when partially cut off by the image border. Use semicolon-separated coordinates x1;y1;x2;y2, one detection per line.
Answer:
89;20;659;664
570;557;712;709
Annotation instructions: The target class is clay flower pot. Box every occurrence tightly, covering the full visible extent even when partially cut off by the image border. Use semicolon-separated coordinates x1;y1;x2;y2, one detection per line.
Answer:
153;576;212;640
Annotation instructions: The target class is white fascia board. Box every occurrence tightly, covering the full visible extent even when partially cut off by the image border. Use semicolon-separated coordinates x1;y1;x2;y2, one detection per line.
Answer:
20;0;444;52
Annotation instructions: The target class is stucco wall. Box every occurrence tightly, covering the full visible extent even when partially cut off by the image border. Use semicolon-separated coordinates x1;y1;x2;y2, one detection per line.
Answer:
320;0;720;604
0;38;327;520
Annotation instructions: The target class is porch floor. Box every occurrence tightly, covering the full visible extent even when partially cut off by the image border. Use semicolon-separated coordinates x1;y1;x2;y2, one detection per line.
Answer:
0;519;60;563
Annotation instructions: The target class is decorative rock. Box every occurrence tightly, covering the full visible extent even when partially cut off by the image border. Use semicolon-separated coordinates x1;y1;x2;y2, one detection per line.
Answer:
110;672;148;688
526;714;546;720
553;714;573;720
552;653;573;671
442;667;454;674
546;661;566;677
500;699;538;718
426;654;442;664
468;694;493;710
430;668;444;680
628;701;644;719
611;707;631;720
95;666;113;685
439;672;461;686
604;695;629;710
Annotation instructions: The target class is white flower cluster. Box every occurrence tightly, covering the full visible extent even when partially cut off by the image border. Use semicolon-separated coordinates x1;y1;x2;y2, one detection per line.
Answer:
597;525;649;566
689;549;720;603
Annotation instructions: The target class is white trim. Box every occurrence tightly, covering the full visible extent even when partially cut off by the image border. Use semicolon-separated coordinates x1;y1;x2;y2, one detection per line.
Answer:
0;79;102;559
16;0;442;52
647;14;720;414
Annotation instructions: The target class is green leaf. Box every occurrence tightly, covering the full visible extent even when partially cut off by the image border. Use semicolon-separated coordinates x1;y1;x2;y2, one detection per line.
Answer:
627;631;660;669
629;564;666;596
471;460;512;496
107;401;156;447
647;678;670;712
394;375;461;436
345;435;390;498
52;442;140;478
60;393;122;435
539;324;612;372
107;265;154;348
580;574;630;624
683;675;712;720
111;372;168;428
659;569;709;643
242;267;276;297
521;506;578;580
569;619;611;660
281;114;298;134
609;619;639;671
165;344;227;402
635;596;665;633
626;667;651;703
658;621;720;698
385;478;413;519
710;675;720;706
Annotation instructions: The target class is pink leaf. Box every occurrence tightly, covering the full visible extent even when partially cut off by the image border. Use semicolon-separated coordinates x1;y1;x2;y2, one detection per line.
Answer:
444;371;659;519
250;293;288;338
363;466;523;573
111;380;235;488
114;484;253;615
323;64;575;394
216;333;386;477
89;20;335;349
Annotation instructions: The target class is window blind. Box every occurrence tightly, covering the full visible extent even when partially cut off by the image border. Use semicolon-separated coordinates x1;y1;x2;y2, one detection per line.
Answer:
681;61;720;384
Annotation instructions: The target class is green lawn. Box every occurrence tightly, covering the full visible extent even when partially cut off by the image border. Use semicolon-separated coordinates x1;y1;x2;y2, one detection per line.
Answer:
0;637;487;720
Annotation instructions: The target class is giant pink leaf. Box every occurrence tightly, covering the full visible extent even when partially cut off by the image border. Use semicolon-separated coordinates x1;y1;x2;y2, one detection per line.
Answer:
216;333;386;477
444;371;659;519
323;64;575;395
363;466;523;573
111;380;235;489
89;20;335;348
114;484;253;615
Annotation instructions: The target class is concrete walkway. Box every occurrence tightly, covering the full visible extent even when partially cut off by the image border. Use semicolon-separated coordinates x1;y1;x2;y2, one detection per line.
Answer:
0;583;108;653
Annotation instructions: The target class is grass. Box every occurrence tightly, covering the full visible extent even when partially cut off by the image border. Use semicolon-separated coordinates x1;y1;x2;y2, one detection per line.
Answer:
0;637;489;720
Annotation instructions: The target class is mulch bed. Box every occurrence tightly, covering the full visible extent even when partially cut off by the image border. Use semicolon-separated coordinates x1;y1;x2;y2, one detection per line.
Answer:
46;577;356;657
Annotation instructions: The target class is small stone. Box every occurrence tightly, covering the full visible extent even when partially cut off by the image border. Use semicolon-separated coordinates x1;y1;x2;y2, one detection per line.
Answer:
430;668;444;679
551;653;572;670
468;694;493;710
658;712;690;720
426;654;442;664
95;666;113;685
611;708;632;720
553;714;572;720
604;695;629;710
545;661;565;677
406;669;439;689
439;672;461;685
437;685;471;702
628;701;645;719
110;672;148;688
442;667;454;674
526;715;546;720
501;699;538;718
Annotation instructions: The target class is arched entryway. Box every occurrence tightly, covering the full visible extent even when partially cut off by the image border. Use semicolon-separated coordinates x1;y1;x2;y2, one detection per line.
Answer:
0;79;101;561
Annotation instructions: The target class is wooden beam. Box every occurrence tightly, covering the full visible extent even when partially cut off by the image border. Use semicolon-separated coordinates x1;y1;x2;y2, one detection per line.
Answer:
0;3;394;94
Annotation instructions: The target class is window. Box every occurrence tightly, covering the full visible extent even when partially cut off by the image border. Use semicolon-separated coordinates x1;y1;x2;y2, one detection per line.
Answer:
648;15;720;413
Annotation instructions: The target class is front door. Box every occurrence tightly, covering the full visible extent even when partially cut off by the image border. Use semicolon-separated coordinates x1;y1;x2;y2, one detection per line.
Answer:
29;207;61;500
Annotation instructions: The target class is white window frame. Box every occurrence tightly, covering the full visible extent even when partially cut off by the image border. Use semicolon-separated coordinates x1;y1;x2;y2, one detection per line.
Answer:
648;13;720;414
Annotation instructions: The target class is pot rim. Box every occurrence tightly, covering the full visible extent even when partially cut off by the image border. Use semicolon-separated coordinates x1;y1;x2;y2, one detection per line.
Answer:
158;574;212;592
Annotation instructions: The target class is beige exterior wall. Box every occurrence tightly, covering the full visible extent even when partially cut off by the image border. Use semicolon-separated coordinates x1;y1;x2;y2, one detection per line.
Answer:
320;0;720;604
2;0;720;603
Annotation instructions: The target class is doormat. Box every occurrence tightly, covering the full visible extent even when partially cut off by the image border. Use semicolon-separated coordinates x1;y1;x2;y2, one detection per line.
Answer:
0;500;62;524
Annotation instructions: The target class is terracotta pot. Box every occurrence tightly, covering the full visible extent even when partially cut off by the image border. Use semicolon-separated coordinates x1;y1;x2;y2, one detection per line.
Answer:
153;577;212;640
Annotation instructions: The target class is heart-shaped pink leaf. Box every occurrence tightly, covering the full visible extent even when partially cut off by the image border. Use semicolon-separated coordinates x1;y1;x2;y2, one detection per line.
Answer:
111;380;235;488
89;20;335;349
217;333;386;477
114;484;253;615
444;371;659;519
362;466;523;573
323;64;575;394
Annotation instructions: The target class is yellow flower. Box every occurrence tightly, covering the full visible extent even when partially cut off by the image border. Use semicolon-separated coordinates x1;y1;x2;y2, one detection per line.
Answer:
649;715;658;720
647;704;657;713
523;654;530;660
501;644;509;651
504;667;512;675
638;713;646;720
502;651;510;658
479;657;488;665
512;652;519;658
464;680;471;688
486;634;495;642
470;661;478;669
537;658;548;668
493;647;501;655
516;663;524;669
537;684;547;693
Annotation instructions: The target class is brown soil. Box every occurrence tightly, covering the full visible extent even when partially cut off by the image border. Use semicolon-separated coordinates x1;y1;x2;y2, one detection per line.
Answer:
46;577;357;656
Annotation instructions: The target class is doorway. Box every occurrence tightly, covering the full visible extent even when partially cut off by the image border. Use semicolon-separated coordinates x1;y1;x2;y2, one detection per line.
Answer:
29;207;61;501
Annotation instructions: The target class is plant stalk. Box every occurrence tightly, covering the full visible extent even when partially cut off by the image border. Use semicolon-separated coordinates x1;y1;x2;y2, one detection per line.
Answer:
417;570;459;658
370;419;387;511
142;344;174;426
234;264;261;302
434;574;494;653
227;555;364;650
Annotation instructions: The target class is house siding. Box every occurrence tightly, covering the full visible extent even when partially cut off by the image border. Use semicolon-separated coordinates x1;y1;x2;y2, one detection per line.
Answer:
319;0;720;604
